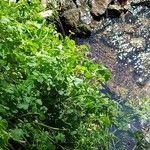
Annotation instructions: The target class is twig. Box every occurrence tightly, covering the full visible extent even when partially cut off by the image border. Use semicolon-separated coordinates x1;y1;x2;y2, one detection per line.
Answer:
33;121;66;131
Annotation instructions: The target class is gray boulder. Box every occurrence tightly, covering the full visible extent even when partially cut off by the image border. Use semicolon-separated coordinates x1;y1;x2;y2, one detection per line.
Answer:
89;0;112;17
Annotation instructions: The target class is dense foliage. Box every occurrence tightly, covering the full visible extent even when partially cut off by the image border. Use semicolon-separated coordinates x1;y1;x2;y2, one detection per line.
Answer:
0;1;119;149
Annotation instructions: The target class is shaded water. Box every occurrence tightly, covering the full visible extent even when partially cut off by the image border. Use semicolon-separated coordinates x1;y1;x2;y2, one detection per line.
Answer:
76;4;150;150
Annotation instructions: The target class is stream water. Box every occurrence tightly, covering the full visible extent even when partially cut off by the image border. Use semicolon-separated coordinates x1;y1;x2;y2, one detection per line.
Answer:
76;4;150;150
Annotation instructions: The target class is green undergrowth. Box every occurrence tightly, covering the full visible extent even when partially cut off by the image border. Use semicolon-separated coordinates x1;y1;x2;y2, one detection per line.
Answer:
0;1;120;150
128;96;150;148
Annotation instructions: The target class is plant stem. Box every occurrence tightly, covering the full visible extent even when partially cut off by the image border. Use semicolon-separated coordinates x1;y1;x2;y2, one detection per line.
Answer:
33;121;66;131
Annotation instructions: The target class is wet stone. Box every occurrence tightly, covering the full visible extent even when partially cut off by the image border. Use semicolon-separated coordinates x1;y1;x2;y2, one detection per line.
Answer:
89;0;112;17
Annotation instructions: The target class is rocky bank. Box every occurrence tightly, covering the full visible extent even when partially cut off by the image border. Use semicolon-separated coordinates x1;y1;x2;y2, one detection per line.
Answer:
58;0;150;35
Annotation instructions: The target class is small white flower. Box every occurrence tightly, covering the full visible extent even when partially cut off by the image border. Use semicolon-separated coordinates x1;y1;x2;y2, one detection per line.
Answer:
57;44;63;50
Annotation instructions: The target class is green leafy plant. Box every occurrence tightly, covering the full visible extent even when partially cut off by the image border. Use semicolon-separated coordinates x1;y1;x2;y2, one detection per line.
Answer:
127;96;150;149
0;1;119;149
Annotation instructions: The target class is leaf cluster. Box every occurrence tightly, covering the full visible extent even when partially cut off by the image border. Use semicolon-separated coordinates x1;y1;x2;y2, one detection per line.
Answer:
0;1;119;150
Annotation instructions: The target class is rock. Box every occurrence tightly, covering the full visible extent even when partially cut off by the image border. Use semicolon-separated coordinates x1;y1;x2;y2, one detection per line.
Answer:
130;37;145;49
59;0;93;36
62;8;80;28
57;0;135;36
116;0;128;5
75;0;86;7
106;0;132;18
60;8;92;36
107;4;123;17
89;0;112;17
123;24;135;33
123;0;132;10
60;0;76;11
141;53;150;72
109;4;123;10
